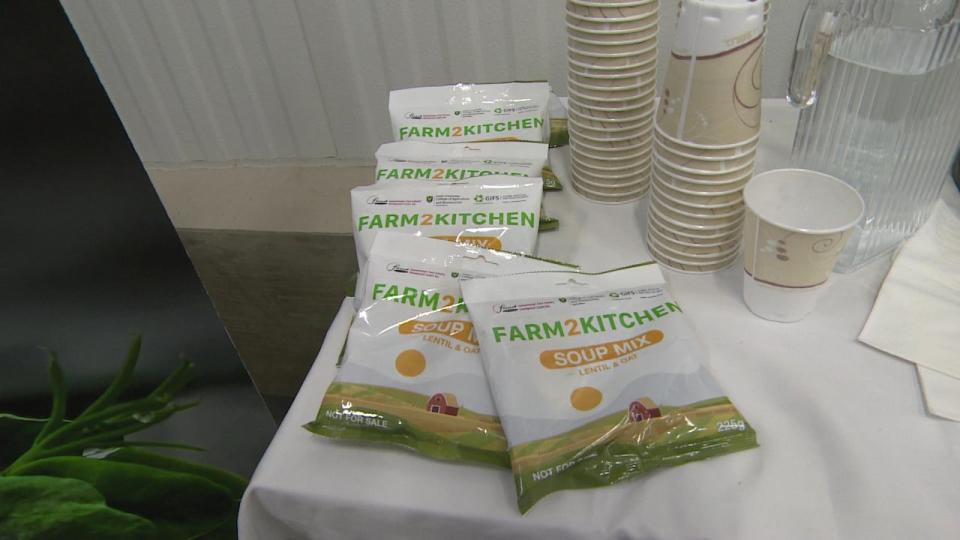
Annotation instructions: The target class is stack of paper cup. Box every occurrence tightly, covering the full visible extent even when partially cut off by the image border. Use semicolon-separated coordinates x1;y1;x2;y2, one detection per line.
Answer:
565;0;659;203
646;0;765;272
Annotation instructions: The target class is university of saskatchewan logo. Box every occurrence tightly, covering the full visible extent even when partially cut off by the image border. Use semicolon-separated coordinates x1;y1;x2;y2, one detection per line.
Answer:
451;272;460;278
474;194;485;203
494;107;502;113
454;110;461;116
559;297;567;303
610;292;620;298
426;195;434;203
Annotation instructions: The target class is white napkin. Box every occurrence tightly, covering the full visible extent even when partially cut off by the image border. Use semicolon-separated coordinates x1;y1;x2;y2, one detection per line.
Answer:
859;188;960;421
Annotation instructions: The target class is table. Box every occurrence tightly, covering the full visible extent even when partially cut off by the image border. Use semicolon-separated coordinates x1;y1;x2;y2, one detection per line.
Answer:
239;101;960;539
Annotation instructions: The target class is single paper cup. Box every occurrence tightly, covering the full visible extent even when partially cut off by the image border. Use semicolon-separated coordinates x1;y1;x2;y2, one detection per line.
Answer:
741;169;865;322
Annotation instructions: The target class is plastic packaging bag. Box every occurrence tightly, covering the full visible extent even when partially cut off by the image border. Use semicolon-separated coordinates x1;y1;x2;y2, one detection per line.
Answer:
306;232;574;466
350;175;542;272
389;82;551;144
374;140;559;229
462;264;759;512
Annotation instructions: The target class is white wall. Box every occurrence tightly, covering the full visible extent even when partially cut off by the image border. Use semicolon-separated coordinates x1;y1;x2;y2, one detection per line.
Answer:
63;0;805;165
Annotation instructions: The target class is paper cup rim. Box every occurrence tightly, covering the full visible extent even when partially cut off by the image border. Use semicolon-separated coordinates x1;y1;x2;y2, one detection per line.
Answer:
569;94;656;112
571;146;653;162
648;208;745;237
651;179;743;209
567;84;656;104
567;76;656;92
648;210;745;239
566;109;654;132
646;232;740;260
571;136;652;152
743;169;866;234
651;189;744;219
568;0;659;7
649;201;745;230
652;169;748;196
568;107;657;124
654;123;760;150
565;10;659;25
567;62;657;79
647;243;739;273
572;154;652;172
567;32;658;47
565;19;660;36
574;174;649;191
573;182;649;204
646;236;740;265
567;40;658;58
573;161;651;181
652;161;754;185
648;220;741;248
570;125;653;143
568;55;657;72
652;149;755;176
653;137;758;161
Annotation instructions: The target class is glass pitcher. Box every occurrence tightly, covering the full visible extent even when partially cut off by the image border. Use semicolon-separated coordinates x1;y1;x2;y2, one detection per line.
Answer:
788;0;960;272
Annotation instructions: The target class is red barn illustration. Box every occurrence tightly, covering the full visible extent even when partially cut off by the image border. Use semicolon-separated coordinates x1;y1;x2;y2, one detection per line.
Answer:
629;398;661;422
427;393;460;416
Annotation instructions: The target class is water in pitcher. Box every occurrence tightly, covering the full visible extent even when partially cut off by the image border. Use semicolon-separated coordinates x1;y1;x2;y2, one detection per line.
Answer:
788;0;960;271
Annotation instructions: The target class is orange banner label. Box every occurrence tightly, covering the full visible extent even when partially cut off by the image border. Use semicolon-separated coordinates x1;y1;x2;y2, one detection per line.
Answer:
399;319;479;345
539;330;663;369
430;235;502;250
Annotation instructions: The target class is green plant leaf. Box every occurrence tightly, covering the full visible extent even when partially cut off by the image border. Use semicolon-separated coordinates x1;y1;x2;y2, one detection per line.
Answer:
79;336;141;418
0;475;159;540
104;448;248;499
35;354;66;442
0;414;45;470
14;457;235;539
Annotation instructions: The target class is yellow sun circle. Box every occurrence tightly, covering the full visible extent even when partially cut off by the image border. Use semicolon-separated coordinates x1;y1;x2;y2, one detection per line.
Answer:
570;386;603;411
395;349;426;377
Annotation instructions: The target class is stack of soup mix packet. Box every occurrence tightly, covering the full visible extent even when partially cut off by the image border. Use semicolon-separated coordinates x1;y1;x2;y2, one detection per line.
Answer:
307;233;575;466
566;0;659;203
647;0;766;272
310;235;758;512
387;82;563;229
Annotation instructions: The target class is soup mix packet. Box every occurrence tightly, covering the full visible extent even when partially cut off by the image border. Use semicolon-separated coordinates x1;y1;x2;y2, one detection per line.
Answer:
388;82;562;191
374;141;558;229
389;82;551;144
350;175;542;272
306;233;574;466
462;264;759;512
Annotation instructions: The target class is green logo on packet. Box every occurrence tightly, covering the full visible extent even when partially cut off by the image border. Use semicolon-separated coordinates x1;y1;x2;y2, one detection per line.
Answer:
451;272;460;278
474;194;485;203
454;111;461;116
426;195;434;203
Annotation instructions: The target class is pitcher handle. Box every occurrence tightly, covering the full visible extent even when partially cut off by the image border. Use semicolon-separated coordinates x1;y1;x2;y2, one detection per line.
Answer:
787;0;841;108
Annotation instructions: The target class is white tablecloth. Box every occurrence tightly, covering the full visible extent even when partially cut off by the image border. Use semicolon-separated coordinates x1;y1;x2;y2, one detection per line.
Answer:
239;101;960;540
